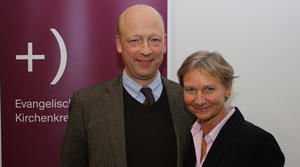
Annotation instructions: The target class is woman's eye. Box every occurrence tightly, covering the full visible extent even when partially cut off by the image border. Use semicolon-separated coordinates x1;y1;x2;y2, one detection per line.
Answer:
208;87;214;91
184;87;196;94
204;87;215;93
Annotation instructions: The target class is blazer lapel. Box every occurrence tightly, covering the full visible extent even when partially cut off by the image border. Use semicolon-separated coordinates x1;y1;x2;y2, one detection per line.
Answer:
203;108;244;167
162;77;195;167
103;75;127;167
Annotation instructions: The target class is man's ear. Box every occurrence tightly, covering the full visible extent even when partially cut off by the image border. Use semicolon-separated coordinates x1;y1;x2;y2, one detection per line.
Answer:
116;34;122;54
163;33;167;54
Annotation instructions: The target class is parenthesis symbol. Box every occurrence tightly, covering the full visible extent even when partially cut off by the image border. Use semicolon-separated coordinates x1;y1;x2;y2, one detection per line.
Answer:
50;28;67;85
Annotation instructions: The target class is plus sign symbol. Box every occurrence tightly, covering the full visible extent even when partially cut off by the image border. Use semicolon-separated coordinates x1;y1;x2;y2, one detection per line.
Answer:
16;42;45;72
15;28;67;85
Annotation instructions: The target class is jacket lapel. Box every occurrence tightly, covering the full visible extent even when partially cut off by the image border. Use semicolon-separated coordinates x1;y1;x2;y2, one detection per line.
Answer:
103;75;128;167
203;108;244;167
162;77;195;167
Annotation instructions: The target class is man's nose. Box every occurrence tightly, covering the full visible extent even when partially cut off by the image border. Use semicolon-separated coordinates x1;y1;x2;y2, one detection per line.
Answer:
140;41;152;55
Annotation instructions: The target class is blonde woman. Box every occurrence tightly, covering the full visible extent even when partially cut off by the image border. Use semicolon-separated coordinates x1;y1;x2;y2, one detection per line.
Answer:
178;51;284;167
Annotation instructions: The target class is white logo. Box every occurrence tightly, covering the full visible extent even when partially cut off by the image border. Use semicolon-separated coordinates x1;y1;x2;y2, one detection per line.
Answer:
16;42;45;72
50;28;67;85
16;28;67;85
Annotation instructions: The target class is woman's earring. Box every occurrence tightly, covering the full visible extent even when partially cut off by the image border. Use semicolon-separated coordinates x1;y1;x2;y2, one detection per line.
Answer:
225;95;230;100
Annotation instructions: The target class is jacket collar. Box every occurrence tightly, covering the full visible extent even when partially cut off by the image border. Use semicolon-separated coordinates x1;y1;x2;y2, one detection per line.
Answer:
203;107;244;167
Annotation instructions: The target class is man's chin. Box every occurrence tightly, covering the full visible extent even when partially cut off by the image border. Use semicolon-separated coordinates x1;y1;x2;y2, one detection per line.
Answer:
137;70;158;79
137;74;156;80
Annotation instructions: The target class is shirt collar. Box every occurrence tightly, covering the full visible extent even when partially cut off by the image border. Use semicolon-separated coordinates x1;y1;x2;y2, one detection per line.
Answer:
191;106;236;143
122;70;162;100
208;106;235;142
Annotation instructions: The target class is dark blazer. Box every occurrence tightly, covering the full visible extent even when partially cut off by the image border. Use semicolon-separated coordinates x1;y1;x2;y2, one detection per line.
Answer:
185;107;285;167
61;75;195;167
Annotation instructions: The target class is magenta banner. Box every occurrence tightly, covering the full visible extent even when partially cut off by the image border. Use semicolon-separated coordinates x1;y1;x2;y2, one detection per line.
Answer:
0;0;167;166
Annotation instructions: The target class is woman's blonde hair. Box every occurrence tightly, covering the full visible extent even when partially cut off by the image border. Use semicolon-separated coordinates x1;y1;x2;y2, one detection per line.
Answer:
177;51;238;87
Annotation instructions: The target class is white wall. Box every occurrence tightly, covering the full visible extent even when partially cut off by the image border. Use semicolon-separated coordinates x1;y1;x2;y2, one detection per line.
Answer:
168;0;300;166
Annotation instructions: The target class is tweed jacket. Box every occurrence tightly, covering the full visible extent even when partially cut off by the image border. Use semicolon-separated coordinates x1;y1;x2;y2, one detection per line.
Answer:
61;75;195;167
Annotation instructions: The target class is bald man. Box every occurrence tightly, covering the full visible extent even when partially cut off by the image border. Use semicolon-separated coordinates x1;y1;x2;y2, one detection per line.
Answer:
61;4;195;167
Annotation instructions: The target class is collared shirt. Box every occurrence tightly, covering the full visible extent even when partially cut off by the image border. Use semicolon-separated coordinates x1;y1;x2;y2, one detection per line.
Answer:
191;106;235;167
122;70;163;104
